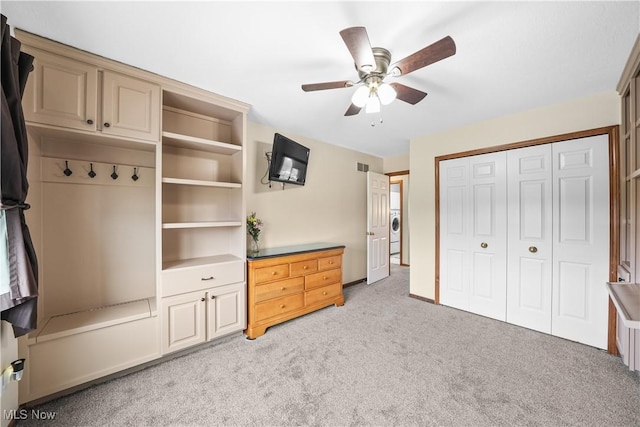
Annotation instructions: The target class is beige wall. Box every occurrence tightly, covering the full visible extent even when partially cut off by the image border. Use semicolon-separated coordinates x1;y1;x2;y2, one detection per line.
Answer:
384;154;409;173
409;91;620;300
245;122;383;284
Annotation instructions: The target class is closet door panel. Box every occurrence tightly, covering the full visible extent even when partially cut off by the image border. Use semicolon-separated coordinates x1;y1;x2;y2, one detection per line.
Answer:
506;145;553;333
439;158;470;311
552;135;609;350
468;152;507;321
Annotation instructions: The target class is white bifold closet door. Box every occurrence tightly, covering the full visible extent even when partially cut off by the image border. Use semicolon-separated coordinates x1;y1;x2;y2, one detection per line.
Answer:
440;134;609;349
439;151;507;321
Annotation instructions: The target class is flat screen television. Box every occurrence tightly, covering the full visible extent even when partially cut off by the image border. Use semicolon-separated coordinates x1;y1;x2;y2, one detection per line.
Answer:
268;133;310;186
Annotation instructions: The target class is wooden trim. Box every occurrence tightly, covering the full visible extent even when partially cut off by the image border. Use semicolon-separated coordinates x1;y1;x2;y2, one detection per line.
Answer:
434;156;441;305
386;170;410;177
343;278;366;288
608;125;621;355
434;126;619;351
390;179;404;267
409;293;435;304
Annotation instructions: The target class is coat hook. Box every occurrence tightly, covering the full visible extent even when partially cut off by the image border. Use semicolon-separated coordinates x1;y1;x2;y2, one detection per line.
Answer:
111;165;118;180
131;167;139;181
88;163;96;178
63;161;72;176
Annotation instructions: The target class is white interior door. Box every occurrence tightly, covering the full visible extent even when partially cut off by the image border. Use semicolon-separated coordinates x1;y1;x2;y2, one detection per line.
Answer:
468;152;508;321
506;145;553;333
551;135;610;349
439;157;470;310
367;171;389;284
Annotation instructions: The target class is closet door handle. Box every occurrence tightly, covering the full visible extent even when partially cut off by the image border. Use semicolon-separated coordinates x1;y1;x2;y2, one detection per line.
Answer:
529;246;538;253
480;242;488;249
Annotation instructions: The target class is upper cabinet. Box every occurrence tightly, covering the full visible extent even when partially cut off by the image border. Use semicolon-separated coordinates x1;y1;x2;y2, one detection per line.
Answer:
22;46;160;142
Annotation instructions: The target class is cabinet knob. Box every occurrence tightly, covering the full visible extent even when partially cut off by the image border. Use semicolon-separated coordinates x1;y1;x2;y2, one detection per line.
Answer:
280;304;285;309
329;261;334;264
200;297;205;302
272;271;277;276
322;291;327;296
529;246;538;253
281;287;286;291
86;119;94;125
323;276;328;280
303;265;308;270
103;122;111;128
480;242;488;249
211;295;215;300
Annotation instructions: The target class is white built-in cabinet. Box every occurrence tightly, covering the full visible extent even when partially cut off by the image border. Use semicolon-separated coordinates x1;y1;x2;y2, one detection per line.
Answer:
23;47;160;142
15;29;249;403
439;134;610;349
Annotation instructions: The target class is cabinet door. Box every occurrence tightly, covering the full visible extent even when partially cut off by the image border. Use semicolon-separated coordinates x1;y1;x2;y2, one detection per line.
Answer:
506;145;553;333
207;282;246;340
162;291;206;354
22;48;98;131
101;71;160;141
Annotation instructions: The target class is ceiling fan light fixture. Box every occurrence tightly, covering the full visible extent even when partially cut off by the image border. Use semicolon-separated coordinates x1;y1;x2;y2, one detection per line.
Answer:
365;95;381;114
352;85;371;107
378;83;397;105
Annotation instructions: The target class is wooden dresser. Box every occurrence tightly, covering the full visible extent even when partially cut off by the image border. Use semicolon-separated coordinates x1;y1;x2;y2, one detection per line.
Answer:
246;243;345;339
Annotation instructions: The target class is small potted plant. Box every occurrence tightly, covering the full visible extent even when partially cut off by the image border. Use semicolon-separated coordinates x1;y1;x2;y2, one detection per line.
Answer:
246;212;263;254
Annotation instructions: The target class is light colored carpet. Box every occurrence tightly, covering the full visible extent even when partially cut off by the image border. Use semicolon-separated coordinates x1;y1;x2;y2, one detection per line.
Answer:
18;265;640;426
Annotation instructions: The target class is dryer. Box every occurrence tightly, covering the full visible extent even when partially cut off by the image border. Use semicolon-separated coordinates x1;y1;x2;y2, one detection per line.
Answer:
390;210;400;254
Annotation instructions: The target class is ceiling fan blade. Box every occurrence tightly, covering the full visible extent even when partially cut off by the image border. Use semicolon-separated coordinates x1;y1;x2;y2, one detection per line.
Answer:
302;80;353;92
344;103;362;116
389;83;427;105
339;27;376;72
390;36;456;76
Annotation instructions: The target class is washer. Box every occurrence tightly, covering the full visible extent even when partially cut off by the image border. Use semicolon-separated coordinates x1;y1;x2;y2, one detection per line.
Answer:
390;210;400;254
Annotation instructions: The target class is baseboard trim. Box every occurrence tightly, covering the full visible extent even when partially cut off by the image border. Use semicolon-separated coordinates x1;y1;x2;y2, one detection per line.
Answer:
343;278;366;288
409;293;435;304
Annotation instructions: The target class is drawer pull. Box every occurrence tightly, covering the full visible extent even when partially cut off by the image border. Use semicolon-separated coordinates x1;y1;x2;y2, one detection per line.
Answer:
303;265;308;270
201;276;214;281
323;276;328;280
280;304;285;309
281;287;286;291
329;260;334;264
272;271;278;276
322;291;327;296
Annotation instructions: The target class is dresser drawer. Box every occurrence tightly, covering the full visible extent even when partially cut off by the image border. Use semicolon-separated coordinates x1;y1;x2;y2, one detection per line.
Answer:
290;259;318;277
305;268;342;290
305;282;342;306
254;264;289;284
319;255;342;271
163;260;244;297
255;277;304;303
255;293;304;322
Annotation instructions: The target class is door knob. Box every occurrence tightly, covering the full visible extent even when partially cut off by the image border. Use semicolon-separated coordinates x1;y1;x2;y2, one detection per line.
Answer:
480;242;488;248
529;246;538;253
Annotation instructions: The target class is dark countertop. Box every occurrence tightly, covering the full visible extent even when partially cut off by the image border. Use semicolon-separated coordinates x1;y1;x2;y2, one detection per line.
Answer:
246;242;345;260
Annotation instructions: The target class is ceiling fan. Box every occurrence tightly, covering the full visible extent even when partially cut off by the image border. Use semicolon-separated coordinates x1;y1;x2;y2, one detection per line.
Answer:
301;27;456;116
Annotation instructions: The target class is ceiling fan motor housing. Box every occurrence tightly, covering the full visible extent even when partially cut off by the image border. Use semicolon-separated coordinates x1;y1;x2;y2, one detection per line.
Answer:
357;47;391;82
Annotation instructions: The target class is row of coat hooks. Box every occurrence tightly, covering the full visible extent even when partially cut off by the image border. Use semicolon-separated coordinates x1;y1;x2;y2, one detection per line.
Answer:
62;160;141;181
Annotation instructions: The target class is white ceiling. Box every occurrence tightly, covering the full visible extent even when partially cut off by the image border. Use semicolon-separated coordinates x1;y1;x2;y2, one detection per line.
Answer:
3;1;639;158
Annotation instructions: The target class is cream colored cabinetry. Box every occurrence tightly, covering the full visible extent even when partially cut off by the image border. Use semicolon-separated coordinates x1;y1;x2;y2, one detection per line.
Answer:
614;33;640;371
159;91;247;354
22;46;160;141
162;283;245;354
246;246;345;339
13;29;249;404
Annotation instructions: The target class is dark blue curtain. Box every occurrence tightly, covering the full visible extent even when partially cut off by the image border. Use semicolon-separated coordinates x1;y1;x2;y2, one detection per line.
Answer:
1;14;38;337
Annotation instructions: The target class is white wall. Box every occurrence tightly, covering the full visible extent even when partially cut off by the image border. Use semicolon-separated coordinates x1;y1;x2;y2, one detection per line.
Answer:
245;122;383;284
409;91;620;300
